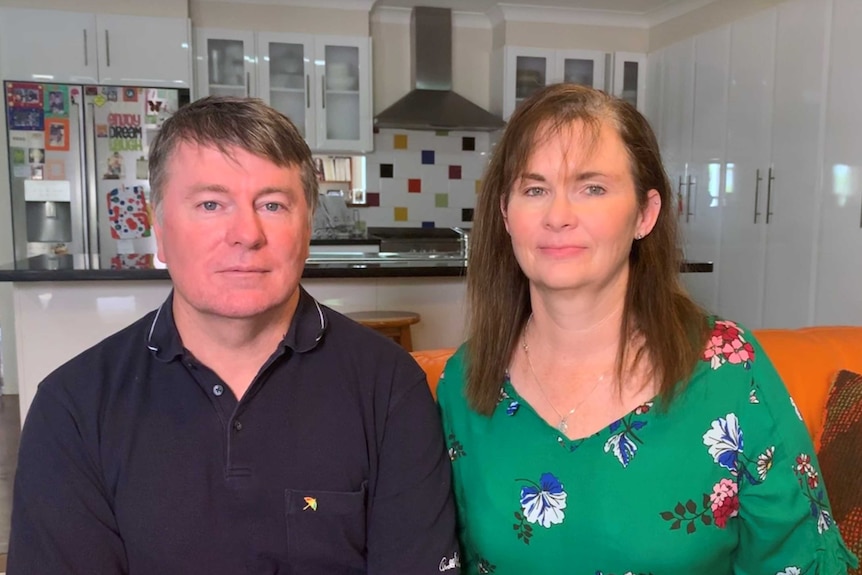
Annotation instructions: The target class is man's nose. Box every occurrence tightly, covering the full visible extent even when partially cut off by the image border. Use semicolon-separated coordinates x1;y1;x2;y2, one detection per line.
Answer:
226;206;266;248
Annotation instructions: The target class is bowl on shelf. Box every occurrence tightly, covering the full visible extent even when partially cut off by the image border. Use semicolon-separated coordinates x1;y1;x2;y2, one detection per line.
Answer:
327;74;357;91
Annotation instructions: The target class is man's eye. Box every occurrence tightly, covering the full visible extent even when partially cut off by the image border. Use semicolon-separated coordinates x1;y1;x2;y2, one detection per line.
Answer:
263;202;283;212
201;201;218;211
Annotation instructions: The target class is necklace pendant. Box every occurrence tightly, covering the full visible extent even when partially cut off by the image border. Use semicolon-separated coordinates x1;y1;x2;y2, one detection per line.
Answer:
558;419;568;433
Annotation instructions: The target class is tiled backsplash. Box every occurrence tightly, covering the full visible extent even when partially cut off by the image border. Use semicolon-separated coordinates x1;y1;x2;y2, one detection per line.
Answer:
361;129;493;228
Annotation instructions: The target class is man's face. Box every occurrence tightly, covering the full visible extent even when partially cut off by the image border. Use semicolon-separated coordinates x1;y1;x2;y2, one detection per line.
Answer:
153;142;311;322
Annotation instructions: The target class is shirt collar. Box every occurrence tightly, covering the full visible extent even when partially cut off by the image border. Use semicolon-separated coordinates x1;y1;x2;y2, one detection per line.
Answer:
146;286;327;362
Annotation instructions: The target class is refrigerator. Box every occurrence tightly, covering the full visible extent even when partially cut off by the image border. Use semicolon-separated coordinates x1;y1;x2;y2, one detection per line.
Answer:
4;81;190;269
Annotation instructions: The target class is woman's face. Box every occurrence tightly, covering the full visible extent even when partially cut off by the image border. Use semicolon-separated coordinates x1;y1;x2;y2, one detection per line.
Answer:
502;119;660;297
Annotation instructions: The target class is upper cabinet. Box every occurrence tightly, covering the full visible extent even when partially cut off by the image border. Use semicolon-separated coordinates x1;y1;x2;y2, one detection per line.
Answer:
195;29;373;153
496;47;605;120
195;29;374;152
608;52;647;111
0;8;191;88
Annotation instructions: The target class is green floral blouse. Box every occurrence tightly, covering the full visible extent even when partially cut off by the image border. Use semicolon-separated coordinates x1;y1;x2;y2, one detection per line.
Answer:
436;319;858;575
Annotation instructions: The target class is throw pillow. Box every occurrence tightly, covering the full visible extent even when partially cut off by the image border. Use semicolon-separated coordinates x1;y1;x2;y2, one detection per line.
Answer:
819;369;862;573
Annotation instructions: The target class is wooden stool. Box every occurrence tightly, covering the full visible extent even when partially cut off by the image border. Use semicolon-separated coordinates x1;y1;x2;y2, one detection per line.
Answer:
346;310;421;351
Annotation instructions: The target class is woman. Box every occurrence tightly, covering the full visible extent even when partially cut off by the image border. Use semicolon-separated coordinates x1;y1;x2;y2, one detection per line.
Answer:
436;84;857;574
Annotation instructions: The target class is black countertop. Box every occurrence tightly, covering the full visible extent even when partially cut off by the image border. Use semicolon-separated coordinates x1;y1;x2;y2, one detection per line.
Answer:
0;253;713;282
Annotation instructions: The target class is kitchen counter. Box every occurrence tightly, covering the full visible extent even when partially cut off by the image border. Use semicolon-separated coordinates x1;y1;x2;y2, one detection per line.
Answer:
0;254;713;282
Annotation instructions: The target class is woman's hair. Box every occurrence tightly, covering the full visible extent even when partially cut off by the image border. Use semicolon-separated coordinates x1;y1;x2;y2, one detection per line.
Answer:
148;96;318;221
466;83;708;415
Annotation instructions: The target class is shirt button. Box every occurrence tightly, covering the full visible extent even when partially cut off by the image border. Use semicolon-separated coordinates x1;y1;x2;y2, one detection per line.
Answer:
233;420;243;431
213;384;224;396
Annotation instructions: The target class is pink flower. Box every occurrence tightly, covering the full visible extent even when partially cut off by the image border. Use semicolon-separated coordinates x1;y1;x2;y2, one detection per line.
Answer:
709;478;740;528
795;454;815;477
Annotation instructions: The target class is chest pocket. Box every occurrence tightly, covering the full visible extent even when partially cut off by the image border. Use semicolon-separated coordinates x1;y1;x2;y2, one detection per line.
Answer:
285;482;367;571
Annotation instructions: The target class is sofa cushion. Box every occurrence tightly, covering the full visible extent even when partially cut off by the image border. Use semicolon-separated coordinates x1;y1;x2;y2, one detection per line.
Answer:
818;369;862;572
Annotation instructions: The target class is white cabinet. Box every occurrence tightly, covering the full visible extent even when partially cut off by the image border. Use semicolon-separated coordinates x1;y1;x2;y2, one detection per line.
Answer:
0;8;191;88
652;29;728;312
498;46;605;120
716;8;776;328
815;0;862;325
195;29;373;153
761;0;831;327
0;8;97;83
96;15;192;87
608;52;647;111
195;29;257;98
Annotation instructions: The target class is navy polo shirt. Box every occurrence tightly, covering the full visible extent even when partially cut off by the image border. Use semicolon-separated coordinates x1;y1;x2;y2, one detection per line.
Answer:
9;287;460;574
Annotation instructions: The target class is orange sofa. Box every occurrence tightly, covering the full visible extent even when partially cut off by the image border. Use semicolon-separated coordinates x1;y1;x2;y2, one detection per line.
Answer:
411;326;862;451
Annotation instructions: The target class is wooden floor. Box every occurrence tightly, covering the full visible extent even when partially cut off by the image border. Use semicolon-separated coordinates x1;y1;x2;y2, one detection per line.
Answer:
0;394;20;565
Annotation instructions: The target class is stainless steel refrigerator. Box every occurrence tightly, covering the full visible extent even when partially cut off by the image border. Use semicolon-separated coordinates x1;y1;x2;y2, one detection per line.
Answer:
4;81;189;268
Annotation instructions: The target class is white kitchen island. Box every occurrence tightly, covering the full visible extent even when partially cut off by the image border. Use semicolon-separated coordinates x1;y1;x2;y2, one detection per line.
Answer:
2;265;467;427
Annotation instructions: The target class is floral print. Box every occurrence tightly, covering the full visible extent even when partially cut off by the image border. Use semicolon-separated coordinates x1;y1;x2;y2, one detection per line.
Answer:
517;473;567;529
756;446;775;480
792;452;835;534
703;413;744;473
709;478;740;528
776;568;801;575
603;402;652;467
447;433;466;461
702;320;755;369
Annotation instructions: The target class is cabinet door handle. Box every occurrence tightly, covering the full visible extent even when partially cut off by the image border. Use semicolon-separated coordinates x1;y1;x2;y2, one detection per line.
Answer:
306;74;310;108
766;167;775;224
321;75;326;109
246;72;250;97
105;30;110;67
686;175;696;222
754;169;763;224
677;175;685;217
83;29;88;66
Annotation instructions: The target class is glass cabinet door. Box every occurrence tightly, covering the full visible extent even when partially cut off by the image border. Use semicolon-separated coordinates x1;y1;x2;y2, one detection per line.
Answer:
515;55;549;105
557;50;605;90
315;37;372;152
194;29;255;99
257;33;313;141
611;52;647;111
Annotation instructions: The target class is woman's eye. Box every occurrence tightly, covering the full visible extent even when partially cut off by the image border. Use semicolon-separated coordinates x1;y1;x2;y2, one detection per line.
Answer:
524;187;545;197
586;185;606;196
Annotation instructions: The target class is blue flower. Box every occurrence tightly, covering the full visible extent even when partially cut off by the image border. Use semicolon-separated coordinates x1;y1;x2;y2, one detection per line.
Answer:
506;401;520;416
604;432;639;467
519;473;567;528
703;413;744;472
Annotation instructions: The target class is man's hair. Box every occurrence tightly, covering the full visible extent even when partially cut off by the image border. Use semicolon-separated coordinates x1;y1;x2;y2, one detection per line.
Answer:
148;96;318;219
465;83;708;415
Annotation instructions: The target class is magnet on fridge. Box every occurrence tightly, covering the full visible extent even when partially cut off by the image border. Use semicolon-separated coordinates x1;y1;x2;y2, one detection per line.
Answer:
104;152;124;179
96;124;108;138
44;85;69;117
123;88;138;102
45;118;70;151
85;86;98;96
6;82;43;108
136;156;149;180
8;108;43;131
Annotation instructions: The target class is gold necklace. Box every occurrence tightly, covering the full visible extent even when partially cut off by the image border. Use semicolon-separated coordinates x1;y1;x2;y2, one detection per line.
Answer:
521;315;608;434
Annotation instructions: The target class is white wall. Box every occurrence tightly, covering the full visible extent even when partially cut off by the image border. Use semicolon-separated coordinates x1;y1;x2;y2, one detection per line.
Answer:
0;0;187;17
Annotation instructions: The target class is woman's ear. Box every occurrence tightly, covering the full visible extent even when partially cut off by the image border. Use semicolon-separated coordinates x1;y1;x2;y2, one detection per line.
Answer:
636;189;661;239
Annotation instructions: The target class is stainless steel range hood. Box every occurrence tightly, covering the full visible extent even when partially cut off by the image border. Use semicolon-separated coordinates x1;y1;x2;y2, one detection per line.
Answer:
374;6;505;132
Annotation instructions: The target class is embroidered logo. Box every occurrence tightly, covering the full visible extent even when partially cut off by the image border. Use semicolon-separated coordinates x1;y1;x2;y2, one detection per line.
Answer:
439;551;460;572
302;496;318;511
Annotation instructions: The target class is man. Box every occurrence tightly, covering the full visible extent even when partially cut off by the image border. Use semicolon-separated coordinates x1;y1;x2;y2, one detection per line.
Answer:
9;97;459;574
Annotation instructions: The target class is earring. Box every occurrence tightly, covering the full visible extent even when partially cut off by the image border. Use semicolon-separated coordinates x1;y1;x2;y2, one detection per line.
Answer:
635;233;644;240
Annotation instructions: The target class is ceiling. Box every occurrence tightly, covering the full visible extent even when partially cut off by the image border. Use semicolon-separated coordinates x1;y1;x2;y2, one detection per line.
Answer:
371;0;702;17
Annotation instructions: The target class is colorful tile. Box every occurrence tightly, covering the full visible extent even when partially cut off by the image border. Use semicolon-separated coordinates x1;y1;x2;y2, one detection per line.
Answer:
408;178;421;193
462;136;475;151
380;163;393;178
393;134;408;149
366;192;380;207
449;165;462;179
435;193;448;208
421;150;435;165
461;208;474;222
394;207;408;221
421;221;435;229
